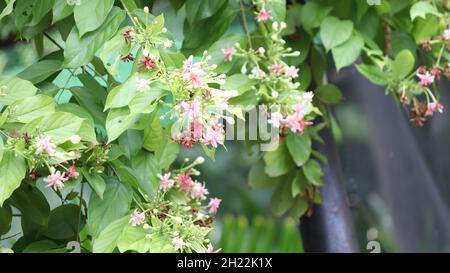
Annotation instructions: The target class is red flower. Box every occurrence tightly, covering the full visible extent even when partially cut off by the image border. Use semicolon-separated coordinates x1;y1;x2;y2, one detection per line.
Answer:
139;56;158;70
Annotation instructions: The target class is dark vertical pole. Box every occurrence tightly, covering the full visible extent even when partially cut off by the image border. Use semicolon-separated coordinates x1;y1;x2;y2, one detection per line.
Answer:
300;125;359;253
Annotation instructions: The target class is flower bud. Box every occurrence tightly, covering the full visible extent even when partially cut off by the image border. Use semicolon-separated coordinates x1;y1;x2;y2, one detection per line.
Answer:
194;156;205;164
70;135;81;144
143;6;149;13
272;22;279;31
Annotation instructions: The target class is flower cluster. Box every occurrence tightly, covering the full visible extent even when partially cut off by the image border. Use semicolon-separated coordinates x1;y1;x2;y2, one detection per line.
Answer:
119;10;237;150
166;53;237;149
399;26;450;126
3;132;83;190
221;5;318;139
128;157;221;253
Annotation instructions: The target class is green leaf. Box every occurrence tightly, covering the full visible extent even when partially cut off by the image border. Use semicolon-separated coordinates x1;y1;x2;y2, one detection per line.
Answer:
52;0;74;23
315;84;343;104
355;64;388;86
0;203;12;235
300;2;332;33
17;60;62;84
43;204;85;240
9;184;50;226
0;0;16;21
265;0;286;22
410;2;441;21
331;35;364;71
143;114;164;152
74;0;114;37
64;7;125;68
93;216;129;253
155;138;180;171
291;170;307;197
271;179;294;216
70;82;107;125
263;141;294;177
0;76;37;106
0;150;27;207
21;112;84;143
182;2;238;55
131;151;160;195
81;168;106;199
117;225;151;253
105;107;142;142
413;16;440;43
105;73;154;110
185;0;227;24
248;159;278;189
129;88;166;114
56;103;97;143
221;74;257;95
118;130;143;159
88;178;132;238
149;233;177;253
392;49;415;79
286;133;311;167
28;0;53;27
0;138;3;163
22;240;63;253
288;195;308;219
303;159;323;186
320;16;353;51
7;95;55;124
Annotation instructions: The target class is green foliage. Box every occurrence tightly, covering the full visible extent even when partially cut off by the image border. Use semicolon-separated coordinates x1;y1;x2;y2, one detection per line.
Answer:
0;0;447;253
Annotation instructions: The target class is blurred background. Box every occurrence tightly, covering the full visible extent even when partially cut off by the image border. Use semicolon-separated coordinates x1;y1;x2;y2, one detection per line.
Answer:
1;2;450;253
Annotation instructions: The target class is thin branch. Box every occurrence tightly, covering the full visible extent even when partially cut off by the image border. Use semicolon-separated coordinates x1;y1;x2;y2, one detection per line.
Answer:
239;0;253;49
44;32;63;51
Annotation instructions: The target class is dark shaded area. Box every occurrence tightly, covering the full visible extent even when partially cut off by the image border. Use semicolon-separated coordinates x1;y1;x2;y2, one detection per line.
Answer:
330;68;450;252
300;125;359;253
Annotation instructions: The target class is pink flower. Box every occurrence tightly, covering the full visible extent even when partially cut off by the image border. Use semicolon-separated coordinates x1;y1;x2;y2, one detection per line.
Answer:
44;171;68;190
190;181;209;199
66;164;79;179
182;56;200;74
425;102;444;116
159;173;175;191
203;127;223;148
130;209;145;226
182;67;207;88
180;101;202;119
139;56;158;70
302;92;314;103
208;198;221;214
252;68;266;78
285;114;313;134
443;26;450;40
293;103;305;116
203;243;221;253
192;120;204;139
35;136;56;155
177;172;192;191
417;71;435;86
270;64;284;74
257;9;273;22
222;47;236;62
268;112;284;128
286;66;299;78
